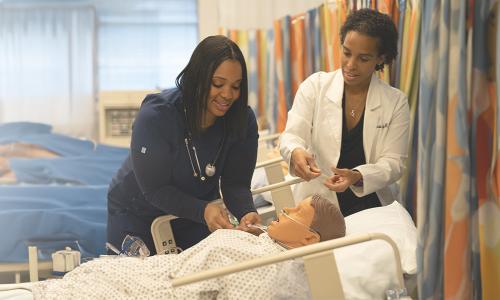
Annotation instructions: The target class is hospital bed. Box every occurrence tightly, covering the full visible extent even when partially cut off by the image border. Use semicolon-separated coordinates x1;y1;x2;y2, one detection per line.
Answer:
150;178;416;299
0;122;126;284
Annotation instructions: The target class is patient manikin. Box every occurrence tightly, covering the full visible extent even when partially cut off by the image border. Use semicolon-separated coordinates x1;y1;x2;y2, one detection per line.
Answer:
0;143;58;183
32;194;345;300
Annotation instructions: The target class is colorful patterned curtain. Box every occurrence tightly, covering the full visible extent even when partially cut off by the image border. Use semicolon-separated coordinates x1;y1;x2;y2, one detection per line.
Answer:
418;1;464;298
418;0;500;299
471;1;500;299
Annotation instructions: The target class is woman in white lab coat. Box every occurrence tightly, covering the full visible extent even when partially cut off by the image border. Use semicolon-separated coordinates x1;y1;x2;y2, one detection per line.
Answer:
280;8;410;216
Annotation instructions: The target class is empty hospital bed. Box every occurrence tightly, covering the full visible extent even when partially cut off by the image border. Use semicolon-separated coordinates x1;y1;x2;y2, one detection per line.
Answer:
0;122;128;284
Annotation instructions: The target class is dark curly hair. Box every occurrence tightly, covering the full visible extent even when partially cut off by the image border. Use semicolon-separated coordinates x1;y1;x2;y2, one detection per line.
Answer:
340;9;398;71
175;35;248;137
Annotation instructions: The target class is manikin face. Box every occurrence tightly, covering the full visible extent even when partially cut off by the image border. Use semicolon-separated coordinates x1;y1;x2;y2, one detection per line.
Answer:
267;196;320;248
204;59;242;127
341;31;384;90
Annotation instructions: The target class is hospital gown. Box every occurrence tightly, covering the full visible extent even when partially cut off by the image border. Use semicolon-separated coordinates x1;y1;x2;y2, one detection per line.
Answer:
32;230;311;299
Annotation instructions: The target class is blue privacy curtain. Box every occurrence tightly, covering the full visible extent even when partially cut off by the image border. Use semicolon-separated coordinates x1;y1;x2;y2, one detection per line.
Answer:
417;0;500;299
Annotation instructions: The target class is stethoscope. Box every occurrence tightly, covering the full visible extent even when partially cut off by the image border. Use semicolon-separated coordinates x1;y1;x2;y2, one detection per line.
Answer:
183;107;226;181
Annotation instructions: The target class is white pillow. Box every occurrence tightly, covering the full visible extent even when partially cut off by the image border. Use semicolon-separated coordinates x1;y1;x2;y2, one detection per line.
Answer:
344;201;417;274
333;201;417;299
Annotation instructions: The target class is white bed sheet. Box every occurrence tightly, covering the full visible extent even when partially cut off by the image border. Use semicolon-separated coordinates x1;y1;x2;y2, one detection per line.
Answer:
334;201;417;299
0;283;32;300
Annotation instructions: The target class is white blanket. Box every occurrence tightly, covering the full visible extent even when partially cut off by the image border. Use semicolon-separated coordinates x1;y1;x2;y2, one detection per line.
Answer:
32;230;311;299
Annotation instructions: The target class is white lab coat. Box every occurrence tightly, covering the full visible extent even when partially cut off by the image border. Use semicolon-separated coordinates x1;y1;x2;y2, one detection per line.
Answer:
280;70;410;206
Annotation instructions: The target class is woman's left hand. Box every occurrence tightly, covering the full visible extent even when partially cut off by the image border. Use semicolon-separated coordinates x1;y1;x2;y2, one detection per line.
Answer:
323;167;362;192
236;212;262;235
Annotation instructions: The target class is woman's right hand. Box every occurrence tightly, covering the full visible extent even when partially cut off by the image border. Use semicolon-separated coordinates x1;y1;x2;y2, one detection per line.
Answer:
204;203;233;232
290;148;321;181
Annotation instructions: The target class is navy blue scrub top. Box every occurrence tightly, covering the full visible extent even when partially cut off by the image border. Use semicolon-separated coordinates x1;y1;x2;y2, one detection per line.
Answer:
107;88;259;252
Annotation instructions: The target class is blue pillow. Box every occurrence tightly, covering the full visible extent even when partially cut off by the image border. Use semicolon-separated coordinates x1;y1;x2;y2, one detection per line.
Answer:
0;122;52;142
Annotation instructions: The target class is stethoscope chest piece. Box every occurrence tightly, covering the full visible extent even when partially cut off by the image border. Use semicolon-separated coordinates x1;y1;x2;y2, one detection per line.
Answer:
205;164;216;177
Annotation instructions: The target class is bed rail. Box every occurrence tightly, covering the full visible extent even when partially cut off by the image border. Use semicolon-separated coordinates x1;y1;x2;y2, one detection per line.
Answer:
256;133;280;163
0;261;52;284
171;232;405;300
258;132;280;142
254;157;291;220
254;157;283;169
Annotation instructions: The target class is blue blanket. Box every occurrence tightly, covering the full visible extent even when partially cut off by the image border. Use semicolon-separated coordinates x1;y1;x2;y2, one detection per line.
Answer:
0;122;125;263
0;122;127;157
0;122;52;137
9;155;126;185
0;185;108;262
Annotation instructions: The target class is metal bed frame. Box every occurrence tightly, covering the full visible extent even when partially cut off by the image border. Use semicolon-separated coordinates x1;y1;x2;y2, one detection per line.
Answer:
171;232;405;300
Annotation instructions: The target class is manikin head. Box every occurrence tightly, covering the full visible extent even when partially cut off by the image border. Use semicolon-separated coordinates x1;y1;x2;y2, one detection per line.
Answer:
0;143;58;158
267;194;346;248
0;143;59;184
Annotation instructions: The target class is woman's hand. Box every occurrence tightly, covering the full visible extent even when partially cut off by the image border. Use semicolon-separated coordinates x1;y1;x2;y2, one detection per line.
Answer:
204;203;233;232
290;148;321;181
323;167;362;192
236;212;262;235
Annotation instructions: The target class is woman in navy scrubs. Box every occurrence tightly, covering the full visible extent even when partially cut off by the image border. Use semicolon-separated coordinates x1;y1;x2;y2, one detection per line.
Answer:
107;35;260;253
